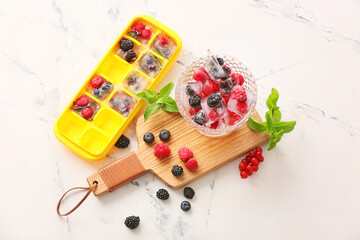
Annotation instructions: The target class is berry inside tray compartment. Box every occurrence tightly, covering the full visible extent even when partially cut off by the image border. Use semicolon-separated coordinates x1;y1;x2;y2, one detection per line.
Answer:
54;15;182;160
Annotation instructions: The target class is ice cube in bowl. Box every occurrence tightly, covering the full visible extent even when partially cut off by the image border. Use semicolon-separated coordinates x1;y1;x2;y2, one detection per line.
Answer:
175;54;257;137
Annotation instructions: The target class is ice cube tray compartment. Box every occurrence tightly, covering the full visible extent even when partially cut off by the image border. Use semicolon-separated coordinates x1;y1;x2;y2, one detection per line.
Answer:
54;15;182;160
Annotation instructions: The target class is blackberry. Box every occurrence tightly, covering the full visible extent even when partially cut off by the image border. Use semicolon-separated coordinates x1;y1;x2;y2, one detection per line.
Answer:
115;135;130;148
159;130;171;141
222;66;230;74
128;76;137;86
180;201;191;211
101;83;111;93
185;85;195;96
183;187;195;199
171;165;183;176
189;95;202;108
148;64;157;71
125;50;137;62
217;57;224;66
143;132;154;144
220;80;234;94
156;189;170;200
119;38;134;51
207;93;221;108
193;111;207;126
124;215;140;229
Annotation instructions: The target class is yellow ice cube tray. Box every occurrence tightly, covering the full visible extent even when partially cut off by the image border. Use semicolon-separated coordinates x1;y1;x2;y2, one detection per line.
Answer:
54;15;182;160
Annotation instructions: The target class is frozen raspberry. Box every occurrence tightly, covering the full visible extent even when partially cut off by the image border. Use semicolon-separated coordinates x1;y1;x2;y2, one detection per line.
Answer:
81;107;94;119
228;111;241;126
236;102;249;114
189;107;201;116
178;147;193;162
209;80;219;91
159;36;169;46
132;22;145;33
210;121;219;129
208;110;218;121
185;158;198;171
193;67;210;82
202;81;216;96
231;73;244;85
153;143;171;158
140;29;152;40
222;94;230;106
90;76;104;89
231;85;247;102
74;96;89;107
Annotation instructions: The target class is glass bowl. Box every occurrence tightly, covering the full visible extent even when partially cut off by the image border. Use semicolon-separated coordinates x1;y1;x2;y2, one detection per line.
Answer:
175;55;257;137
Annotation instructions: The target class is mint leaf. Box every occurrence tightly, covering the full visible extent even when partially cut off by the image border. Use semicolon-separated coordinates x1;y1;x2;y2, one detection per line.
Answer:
136;92;153;103
247;117;268;132
273;108;281;123
161;102;178;112
144;103;160;121
274;129;284;142
268;135;277;150
266;88;279;109
145;89;158;103
159;82;174;98
273;121;296;133
265;112;275;133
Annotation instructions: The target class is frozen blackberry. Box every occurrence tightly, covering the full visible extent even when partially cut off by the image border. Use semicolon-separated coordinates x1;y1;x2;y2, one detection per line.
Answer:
119;38;134;51
222;66;230;74
193;111;207;125
156;189;170;200
115;135;130;148
220;80;234;94
185;85;195;96
189;95;202;108
128;76;137;86
143;132;154;144
217;57;224;66
124;215;140;229
207;93;221;108
148;64;157;71
125;50;137;62
159;130;171;141
181;201;191;211
171;165;183;176
183;187;195;199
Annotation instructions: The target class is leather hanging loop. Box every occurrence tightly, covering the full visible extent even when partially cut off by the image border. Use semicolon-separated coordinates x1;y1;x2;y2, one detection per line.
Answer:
57;182;97;216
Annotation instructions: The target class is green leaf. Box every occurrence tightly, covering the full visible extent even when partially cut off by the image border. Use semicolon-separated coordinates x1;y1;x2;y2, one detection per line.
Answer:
265;112;275;133
273;121;296;133
164;97;177;105
273;108;281;123
144;103;160;121
246;117;268;132
266;88;279;109
136;92;152;102
156;98;164;104
274;129;284;142
159;82;174;97
268;135;277;150
161;102;179;112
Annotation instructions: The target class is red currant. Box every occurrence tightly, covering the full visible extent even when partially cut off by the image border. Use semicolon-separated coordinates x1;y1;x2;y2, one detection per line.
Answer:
239;162;246;170
256;152;262;158
241;159;249;165
252;165;259;172
256;147;262;153
250;158;259;165
246;165;253;173
246;156;251;161
247;170;253;176
258;156;264;162
240;171;248;179
249;150;256;157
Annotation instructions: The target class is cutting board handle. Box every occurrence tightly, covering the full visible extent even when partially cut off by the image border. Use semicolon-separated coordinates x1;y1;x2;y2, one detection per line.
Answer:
87;151;146;196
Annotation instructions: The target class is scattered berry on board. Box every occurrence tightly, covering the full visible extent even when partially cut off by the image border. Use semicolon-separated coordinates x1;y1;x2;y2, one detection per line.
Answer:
143;132;155;144
115;135;130;148
180;201;191;211
124;215;140;229
171;165;183;176
239;147;264;179
156;189;170;200
185;158;198;171
159;130;171;141
183;187;195;199
154;143;171;158
178;147;194;162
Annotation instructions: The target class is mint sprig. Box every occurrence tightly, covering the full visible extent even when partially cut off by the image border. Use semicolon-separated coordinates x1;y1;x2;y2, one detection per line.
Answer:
247;88;296;150
136;82;179;121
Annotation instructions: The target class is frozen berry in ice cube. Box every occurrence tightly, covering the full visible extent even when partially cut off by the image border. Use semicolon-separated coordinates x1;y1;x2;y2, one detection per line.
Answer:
81;107;94;119
90;75;104;89
74;96;89;107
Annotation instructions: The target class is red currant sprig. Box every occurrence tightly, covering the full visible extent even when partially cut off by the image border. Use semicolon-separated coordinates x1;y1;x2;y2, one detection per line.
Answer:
239;147;263;179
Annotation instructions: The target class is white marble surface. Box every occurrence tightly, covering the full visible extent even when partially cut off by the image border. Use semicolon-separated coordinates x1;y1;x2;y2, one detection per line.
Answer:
1;0;360;239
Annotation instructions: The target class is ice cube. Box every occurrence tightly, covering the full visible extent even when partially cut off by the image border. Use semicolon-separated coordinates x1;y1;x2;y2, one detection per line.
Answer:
122;72;149;95
227;97;249;116
138;53;163;78
151;34;177;59
72;95;100;121
204;50;230;81
219;79;236;95
184;81;202;96
245;89;255;106
109;90;137;117
200;95;227;124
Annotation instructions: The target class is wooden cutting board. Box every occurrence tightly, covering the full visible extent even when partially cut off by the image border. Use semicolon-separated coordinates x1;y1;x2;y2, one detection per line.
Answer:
87;110;269;196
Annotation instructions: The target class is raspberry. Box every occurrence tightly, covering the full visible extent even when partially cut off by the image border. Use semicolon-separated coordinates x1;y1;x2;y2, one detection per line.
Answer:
202;81;216;97
222;94;230;106
153;143;171;158
231;86;247;102
140;29;152;40
208;110;218;121
132;22;145;33
209;80;219;91
74;96;89;107
189;95;202;108
90;76;105;89
81;107;94;119
236;102;248;114
159;36;169;46
193;67;210;82
231;73;244;85
185;158;198;171
210;121;219;129
228;111;241;125
178;147;193;162
189;107;201;116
